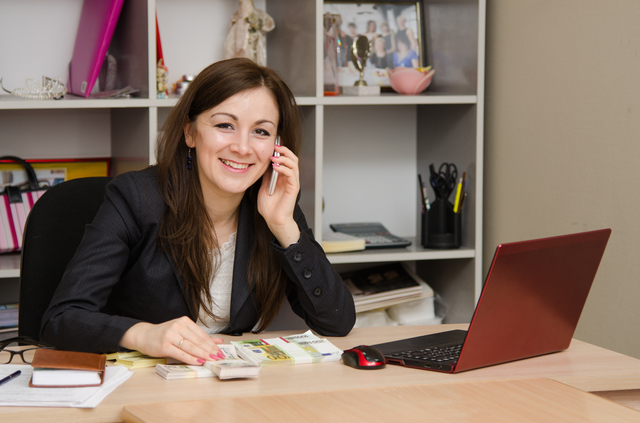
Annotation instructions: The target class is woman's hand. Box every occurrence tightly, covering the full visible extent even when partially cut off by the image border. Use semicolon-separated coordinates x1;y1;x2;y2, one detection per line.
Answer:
120;316;225;365
258;143;301;247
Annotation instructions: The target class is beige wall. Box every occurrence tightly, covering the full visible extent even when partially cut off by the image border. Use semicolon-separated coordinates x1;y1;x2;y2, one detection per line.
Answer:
484;0;640;359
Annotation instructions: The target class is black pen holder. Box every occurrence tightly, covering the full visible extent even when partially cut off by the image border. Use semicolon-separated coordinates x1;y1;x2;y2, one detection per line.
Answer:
421;199;461;249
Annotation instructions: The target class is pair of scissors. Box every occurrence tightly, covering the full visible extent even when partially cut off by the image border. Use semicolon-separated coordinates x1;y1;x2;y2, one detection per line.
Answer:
429;162;458;199
438;163;457;191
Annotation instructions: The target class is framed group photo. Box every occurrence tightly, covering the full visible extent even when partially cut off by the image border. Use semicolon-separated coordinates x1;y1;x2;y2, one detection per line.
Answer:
324;1;424;88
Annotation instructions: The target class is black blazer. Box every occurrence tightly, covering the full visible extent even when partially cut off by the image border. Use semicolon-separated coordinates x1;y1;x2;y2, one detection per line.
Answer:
41;167;355;353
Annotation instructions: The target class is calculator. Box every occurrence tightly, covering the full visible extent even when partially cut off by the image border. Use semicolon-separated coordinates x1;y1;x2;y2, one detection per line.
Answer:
329;222;411;249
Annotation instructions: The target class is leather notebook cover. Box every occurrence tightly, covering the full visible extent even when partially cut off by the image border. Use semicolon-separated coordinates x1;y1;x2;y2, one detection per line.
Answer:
29;349;106;387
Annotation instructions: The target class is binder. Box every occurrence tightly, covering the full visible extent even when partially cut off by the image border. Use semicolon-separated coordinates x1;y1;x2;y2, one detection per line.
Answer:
67;0;124;98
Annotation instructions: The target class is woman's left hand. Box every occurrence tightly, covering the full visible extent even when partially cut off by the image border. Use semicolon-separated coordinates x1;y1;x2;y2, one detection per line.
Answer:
258;143;301;247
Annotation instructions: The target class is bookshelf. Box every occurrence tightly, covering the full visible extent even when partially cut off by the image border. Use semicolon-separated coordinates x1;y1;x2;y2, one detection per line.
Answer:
0;0;485;324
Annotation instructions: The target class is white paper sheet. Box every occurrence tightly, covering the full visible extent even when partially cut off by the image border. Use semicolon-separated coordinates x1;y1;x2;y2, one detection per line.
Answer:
0;364;133;408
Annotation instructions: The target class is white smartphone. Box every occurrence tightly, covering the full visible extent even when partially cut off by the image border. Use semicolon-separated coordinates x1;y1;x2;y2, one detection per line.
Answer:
268;136;281;195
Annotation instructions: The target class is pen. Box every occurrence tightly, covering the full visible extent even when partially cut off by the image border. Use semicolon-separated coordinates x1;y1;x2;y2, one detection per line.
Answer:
422;183;430;211
418;174;427;213
0;370;21;387
458;172;467;212
453;177;463;213
459;192;468;210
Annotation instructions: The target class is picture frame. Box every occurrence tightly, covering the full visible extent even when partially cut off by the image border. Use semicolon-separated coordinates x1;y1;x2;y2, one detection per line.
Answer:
0;158;110;189
323;1;424;88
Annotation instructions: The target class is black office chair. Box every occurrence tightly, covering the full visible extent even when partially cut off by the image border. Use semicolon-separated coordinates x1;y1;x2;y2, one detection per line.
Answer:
18;177;112;341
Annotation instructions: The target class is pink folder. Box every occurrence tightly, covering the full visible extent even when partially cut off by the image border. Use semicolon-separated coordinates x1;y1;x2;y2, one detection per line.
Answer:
67;0;124;98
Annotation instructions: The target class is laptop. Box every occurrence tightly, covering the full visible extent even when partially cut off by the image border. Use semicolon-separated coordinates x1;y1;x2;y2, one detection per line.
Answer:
372;229;611;373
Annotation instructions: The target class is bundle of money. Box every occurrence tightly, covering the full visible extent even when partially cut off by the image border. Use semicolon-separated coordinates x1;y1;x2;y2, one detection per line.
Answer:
155;364;215;380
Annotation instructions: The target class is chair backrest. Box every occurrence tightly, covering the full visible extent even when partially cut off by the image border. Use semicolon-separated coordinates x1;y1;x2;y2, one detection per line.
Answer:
18;177;112;340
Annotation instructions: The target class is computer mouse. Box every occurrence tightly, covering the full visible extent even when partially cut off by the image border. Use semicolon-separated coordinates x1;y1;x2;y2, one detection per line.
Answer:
341;345;386;370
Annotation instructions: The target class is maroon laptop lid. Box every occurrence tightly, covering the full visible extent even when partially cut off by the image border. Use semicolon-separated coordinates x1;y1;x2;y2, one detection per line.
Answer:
454;229;611;373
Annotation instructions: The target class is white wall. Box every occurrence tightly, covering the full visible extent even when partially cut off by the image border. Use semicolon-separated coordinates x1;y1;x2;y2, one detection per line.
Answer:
484;0;640;358
323;105;417;238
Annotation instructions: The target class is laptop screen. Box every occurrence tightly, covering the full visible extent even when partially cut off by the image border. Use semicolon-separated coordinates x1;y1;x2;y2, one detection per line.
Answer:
455;229;611;372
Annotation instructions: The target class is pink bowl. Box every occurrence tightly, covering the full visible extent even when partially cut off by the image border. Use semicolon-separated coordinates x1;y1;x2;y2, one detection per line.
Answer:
387;67;435;94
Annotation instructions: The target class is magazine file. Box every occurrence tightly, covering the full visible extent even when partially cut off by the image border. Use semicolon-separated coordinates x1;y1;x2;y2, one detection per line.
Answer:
67;0;124;98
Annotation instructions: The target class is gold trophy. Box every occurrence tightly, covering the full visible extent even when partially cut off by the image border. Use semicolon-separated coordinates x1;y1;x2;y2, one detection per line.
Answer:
352;35;371;86
343;35;380;95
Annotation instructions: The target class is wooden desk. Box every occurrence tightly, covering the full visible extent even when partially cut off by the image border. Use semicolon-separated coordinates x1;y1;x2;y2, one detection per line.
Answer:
121;378;640;423
1;325;639;422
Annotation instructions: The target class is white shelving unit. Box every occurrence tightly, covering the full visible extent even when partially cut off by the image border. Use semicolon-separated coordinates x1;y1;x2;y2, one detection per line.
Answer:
0;0;485;324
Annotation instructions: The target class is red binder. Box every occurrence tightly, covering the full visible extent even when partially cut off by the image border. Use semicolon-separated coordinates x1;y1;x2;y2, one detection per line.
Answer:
67;0;124;98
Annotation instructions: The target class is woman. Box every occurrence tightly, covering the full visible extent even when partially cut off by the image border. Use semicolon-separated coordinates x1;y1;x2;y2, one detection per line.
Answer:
379;21;396;55
41;58;356;366
395;15;418;53
364;20;377;42
369;37;395;69
393;38;419;68
343;22;359;63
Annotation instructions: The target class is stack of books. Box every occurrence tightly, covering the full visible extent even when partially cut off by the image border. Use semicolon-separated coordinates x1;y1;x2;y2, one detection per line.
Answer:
340;263;433;314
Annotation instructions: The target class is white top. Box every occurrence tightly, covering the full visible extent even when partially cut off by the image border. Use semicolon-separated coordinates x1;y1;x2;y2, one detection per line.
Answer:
197;232;236;334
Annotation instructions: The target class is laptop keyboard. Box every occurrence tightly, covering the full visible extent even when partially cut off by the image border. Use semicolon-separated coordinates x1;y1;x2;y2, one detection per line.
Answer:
390;344;462;363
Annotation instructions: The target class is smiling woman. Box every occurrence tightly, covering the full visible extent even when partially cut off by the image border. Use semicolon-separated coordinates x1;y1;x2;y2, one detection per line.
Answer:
40;58;356;366
184;87;278;200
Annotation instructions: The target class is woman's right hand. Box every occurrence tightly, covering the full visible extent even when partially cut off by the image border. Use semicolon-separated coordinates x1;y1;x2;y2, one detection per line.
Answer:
119;316;226;365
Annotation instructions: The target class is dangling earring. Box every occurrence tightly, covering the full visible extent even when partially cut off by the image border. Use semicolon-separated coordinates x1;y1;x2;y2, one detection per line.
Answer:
187;148;192;170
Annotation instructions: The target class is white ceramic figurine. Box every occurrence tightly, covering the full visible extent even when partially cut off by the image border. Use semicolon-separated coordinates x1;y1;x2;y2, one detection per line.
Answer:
224;0;275;66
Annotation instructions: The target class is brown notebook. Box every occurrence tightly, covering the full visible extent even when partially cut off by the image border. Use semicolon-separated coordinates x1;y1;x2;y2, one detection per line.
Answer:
29;349;106;388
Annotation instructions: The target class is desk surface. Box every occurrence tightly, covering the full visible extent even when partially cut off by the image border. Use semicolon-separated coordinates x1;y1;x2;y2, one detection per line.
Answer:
2;324;640;423
121;378;640;423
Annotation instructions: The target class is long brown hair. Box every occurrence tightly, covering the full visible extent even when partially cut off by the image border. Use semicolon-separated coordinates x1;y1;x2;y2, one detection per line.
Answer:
155;58;302;332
